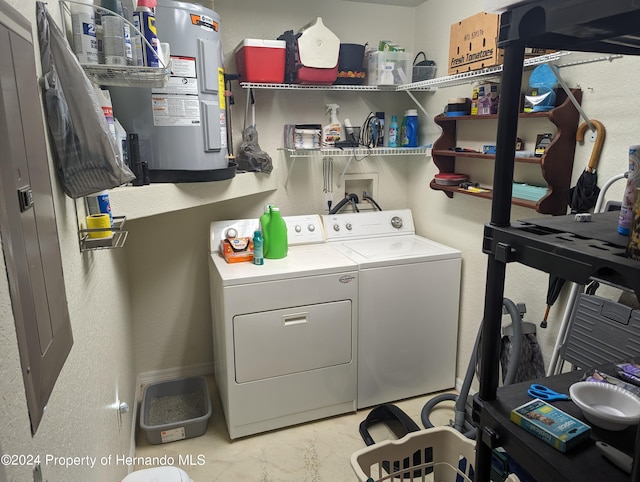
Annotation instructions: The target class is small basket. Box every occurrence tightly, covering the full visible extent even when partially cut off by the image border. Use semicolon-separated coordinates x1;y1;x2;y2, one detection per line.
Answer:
350;426;475;482
413;51;437;82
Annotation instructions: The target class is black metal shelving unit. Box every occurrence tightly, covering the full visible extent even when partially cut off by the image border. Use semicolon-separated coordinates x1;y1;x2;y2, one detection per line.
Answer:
475;2;640;481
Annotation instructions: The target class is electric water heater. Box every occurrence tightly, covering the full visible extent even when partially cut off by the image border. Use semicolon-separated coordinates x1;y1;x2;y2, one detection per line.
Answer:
110;0;233;182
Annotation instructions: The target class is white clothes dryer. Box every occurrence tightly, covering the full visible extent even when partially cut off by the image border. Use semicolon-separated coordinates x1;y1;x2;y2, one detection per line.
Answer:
209;215;358;439
323;209;461;409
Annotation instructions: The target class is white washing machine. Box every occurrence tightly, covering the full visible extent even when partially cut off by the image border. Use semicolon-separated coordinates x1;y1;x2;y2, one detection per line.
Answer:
208;215;358;439
323;209;461;409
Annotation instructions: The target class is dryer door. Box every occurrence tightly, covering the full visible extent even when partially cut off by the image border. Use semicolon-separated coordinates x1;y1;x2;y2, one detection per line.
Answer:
233;300;352;383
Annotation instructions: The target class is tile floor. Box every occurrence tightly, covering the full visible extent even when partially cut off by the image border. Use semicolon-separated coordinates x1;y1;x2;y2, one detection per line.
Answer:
134;376;458;481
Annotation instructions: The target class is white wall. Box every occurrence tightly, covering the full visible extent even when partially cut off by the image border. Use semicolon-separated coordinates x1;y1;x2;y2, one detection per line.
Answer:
0;2;136;481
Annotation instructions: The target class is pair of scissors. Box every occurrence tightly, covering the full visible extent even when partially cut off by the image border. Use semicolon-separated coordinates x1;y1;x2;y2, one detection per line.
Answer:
527;384;570;401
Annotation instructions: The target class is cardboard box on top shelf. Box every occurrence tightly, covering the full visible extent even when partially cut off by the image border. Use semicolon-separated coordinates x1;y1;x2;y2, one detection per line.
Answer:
448;11;554;75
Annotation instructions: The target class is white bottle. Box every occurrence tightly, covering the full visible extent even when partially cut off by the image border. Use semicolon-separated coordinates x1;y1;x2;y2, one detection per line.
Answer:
70;0;98;64
94;87;117;142
101;0;128;65
322;103;342;148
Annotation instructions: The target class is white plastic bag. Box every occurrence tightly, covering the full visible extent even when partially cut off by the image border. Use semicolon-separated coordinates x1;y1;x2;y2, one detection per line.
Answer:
36;2;135;198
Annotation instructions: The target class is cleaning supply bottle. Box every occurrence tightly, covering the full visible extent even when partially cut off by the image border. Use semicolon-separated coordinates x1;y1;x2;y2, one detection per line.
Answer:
400;109;419;147
70;0;98;65
388;115;398;147
259;203;273;257
101;0;131;65
322;104;342;148
619;145;640;235
252;230;264;265
400;111;408;147
133;0;159;67
375;111;385;147
265;207;288;259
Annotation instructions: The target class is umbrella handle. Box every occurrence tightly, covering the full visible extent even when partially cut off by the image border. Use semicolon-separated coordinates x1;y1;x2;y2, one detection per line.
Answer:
576;119;606;173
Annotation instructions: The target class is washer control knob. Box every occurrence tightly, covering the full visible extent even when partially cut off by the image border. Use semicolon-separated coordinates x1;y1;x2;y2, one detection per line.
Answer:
333;224;340;232
346;223;352;230
391;216;403;229
308;224;315;232
295;225;302;233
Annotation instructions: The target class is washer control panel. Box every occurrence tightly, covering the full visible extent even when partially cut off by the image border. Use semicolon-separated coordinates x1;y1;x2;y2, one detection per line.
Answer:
323;209;415;241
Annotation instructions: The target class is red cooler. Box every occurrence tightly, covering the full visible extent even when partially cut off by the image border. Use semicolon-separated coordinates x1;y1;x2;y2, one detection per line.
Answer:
235;39;286;83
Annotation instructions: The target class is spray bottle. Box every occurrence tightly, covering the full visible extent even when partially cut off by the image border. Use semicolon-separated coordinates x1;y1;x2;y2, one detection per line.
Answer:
322;104;342;148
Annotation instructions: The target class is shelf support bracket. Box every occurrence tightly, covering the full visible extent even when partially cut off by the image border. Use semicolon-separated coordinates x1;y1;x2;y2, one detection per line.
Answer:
337;156;355;188
283;156;297;191
549;64;593;131
403;90;431;119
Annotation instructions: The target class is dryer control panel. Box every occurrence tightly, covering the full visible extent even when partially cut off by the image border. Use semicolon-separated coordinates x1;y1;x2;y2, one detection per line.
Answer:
284;214;326;245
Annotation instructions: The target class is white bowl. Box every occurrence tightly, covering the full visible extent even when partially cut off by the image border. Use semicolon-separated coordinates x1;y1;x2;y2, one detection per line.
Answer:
569;381;640;431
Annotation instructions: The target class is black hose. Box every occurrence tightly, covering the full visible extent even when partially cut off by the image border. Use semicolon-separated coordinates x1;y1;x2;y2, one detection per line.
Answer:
328;196;350;215
501;298;522;386
362;192;382;211
420;298;523;439
329;193;360;215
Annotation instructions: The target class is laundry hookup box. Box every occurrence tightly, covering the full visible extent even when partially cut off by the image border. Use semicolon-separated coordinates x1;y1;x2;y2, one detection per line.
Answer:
235;39;286;83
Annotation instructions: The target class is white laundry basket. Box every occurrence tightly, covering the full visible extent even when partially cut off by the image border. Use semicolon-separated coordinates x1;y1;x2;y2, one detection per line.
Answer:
350;426;476;482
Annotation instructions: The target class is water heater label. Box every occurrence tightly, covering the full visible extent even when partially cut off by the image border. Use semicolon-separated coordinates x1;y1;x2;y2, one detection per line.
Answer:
170;56;197;78
153;77;198;96
151;55;200;126
151;94;200;126
190;13;218;32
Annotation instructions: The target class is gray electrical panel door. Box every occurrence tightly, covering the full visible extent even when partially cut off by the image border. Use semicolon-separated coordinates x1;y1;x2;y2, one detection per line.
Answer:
0;1;73;434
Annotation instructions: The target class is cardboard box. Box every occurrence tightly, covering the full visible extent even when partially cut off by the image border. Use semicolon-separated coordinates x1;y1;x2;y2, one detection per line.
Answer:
510;398;590;452
448;12;554;75
474;82;500;115
220;237;254;263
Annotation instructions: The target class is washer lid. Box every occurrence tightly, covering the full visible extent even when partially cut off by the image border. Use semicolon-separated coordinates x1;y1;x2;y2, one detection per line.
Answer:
338;235;461;267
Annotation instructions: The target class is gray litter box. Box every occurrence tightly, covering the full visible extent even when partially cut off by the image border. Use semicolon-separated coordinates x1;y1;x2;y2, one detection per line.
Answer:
140;376;212;445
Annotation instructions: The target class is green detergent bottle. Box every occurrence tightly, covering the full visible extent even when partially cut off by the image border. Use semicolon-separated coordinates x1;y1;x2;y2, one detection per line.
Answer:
265;206;288;259
259;203;273;257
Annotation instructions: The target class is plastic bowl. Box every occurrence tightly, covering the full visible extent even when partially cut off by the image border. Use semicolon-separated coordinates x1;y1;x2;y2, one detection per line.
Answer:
569;381;640;431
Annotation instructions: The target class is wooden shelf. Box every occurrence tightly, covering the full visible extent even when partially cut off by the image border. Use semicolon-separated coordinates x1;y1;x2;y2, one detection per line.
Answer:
429;181;540;209
430;149;542;164
430;89;582;215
